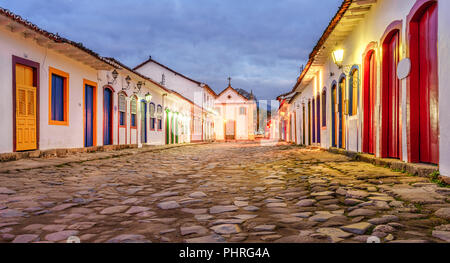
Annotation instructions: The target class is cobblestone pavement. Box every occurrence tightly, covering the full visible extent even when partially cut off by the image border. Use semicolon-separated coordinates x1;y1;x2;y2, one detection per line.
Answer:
0;142;449;243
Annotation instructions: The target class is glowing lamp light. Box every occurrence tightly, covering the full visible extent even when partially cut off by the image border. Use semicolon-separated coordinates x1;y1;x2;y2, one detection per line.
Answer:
332;49;344;68
145;92;152;102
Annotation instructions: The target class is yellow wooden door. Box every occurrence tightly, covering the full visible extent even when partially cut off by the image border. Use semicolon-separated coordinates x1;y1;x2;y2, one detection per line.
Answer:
16;64;37;151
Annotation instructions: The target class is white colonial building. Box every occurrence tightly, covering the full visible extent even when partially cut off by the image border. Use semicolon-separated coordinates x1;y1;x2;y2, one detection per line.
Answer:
278;0;450;177
0;7;212;157
214;82;256;141
134;57;216;142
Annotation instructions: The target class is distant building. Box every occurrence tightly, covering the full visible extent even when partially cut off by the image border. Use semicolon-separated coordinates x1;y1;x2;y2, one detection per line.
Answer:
214;80;256;141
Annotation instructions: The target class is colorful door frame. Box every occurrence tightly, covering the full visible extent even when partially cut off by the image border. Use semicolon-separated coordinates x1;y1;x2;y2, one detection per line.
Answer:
381;21;402;159
407;0;439;164
141;100;147;144
175;112;179;144
302;104;306;145
308;100;311;145
312;98;316;143
331;81;337;147
165;109;168;144
363;42;377;155
12;56;40;152
316;94;321;143
103;86;114;146
83;79;97;147
338;75;346;149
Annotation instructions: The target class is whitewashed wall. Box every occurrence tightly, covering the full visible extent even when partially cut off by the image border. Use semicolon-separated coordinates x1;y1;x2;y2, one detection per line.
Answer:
135;61;204;141
0;26;99;153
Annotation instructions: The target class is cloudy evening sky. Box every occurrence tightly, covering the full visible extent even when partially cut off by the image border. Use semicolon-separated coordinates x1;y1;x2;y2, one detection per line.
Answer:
1;0;341;100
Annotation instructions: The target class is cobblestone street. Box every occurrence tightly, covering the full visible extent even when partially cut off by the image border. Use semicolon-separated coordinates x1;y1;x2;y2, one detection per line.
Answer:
0;142;449;243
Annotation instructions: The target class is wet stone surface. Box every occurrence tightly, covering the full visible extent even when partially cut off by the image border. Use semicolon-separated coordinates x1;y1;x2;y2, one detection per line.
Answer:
0;142;449;243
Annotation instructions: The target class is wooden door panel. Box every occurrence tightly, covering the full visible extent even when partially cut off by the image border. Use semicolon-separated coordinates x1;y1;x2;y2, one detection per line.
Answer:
418;5;438;164
387;32;400;159
15;64;37;151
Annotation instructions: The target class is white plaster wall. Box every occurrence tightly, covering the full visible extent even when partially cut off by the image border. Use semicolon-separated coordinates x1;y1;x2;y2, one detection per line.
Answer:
292;82;314;146
438;0;450;176
305;0;433;160
135;62;204;141
0;26;100;152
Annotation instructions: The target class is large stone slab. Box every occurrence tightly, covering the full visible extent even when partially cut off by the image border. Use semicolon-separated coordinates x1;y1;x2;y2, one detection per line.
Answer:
12;234;39;243
434;208;450;220
211;224;241;234
209;205;238;214
157;201;180;210
185;234;226;243
348;208;377;217
432;231;450;242
0;209;25;218
180;225;209;236
45;230;79;242
0;187;16;195
100;206;129;215
389;187;445;204
341;222;372;235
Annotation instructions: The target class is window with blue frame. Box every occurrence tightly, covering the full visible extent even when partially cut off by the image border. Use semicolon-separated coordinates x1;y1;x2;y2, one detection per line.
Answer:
51;74;64;121
49;67;69;125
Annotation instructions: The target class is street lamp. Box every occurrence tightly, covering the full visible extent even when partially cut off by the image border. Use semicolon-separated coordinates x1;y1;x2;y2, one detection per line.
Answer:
145;92;152;102
332;48;344;69
109;69;119;85
122;75;132;91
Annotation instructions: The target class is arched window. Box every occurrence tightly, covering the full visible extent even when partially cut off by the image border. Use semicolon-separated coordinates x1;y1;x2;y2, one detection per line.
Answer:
149;103;156;130
157;105;163;131
349;66;359;116
118;92;127;127
321;88;326;127
130;96;137;128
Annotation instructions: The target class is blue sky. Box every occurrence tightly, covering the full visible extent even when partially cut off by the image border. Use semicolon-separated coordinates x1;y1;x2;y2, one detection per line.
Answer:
1;0;341;100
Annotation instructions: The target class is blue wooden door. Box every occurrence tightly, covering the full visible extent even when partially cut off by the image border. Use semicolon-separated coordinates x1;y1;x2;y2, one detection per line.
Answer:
103;89;112;145
85;85;94;147
141;101;147;143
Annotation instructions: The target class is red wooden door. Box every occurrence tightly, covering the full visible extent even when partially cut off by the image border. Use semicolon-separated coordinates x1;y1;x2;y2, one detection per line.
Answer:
363;51;376;154
383;31;400;159
418;4;438;164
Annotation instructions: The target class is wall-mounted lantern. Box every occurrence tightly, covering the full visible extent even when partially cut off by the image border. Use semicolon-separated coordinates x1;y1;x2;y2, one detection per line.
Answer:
109;69;119;85
145;92;152;102
332;48;344;69
122;75;132;91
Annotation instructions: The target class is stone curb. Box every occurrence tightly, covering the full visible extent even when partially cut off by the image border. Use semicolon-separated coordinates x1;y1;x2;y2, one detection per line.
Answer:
319;147;445;182
0;142;209;173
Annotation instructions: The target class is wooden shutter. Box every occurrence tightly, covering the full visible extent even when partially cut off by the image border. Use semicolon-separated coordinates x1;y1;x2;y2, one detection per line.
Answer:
150;103;156;118
118;93;126;113
130;98;137;114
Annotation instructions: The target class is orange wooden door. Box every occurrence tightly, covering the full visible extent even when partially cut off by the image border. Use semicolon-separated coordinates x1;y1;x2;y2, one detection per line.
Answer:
16;64;37;151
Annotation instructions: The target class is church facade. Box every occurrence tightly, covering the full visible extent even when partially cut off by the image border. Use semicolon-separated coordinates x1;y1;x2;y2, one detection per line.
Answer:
214;82;257;141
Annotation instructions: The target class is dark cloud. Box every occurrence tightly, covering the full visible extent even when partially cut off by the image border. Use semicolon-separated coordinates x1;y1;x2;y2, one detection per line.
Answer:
2;0;340;99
